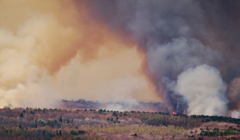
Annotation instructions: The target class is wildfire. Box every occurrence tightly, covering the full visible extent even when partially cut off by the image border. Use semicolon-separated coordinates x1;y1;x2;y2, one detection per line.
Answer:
172;112;177;115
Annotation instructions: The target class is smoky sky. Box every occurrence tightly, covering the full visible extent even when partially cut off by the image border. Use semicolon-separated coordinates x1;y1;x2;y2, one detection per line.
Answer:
1;0;239;114
79;0;240;113
82;0;240;81
199;0;240;81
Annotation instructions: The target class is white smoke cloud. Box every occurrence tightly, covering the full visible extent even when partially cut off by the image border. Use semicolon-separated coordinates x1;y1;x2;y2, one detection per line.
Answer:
231;111;240;119
175;64;228;116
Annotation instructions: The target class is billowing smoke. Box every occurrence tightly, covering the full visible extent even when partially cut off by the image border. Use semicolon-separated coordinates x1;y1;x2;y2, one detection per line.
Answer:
0;0;159;108
82;0;240;116
147;38;219;83
175;65;228;116
1;0;240;116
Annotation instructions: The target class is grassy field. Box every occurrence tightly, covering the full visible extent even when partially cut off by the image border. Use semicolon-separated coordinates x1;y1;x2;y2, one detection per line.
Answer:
81;125;187;136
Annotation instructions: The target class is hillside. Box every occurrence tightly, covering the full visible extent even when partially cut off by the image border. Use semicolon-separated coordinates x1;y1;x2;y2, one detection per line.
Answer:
61;100;169;113
0;108;239;140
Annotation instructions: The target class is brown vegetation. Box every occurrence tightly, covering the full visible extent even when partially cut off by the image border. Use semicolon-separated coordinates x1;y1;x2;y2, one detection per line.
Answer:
0;108;239;140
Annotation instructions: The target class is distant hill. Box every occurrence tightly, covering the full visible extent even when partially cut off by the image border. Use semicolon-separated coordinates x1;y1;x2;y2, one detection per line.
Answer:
60;99;169;113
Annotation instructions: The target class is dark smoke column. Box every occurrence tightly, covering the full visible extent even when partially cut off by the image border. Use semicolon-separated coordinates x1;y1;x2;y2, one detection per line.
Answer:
81;0;240;116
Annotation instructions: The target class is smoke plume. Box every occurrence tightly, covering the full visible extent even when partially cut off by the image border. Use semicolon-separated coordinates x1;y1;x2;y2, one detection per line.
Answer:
175;65;228;116
1;0;240;116
0;0;159;108
82;0;240;115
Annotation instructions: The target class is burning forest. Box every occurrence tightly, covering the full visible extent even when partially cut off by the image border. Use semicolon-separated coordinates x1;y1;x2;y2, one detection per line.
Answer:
0;0;240;119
